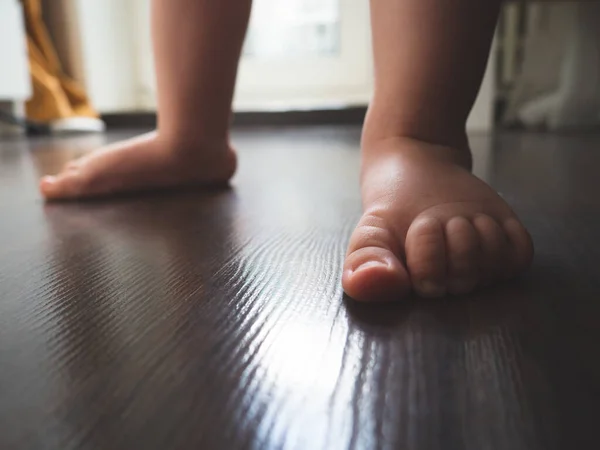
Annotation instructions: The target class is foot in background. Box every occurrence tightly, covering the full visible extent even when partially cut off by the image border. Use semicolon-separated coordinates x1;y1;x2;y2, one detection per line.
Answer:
40;132;237;200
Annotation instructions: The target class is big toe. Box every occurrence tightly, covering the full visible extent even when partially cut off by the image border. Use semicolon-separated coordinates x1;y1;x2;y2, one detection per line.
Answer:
343;214;410;302
40;170;86;200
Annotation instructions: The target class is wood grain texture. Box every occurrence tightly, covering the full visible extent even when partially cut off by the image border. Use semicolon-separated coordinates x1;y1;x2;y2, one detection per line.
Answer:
0;127;599;450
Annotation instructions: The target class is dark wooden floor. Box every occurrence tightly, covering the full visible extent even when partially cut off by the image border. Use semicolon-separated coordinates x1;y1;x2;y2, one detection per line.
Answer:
1;126;599;450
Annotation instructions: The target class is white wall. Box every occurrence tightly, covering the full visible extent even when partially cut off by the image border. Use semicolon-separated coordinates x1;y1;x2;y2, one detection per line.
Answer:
73;0;139;112
0;0;31;101
468;40;497;133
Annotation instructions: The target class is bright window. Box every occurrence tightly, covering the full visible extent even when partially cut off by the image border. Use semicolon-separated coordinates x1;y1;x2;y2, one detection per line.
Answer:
134;0;373;110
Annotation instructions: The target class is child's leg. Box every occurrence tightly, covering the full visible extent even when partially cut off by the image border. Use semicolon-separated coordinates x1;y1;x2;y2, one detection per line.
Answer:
343;0;534;301
40;0;251;200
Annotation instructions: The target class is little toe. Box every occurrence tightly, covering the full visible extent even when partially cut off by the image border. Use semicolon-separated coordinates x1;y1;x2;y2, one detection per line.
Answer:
473;214;510;285
405;216;447;298
343;215;410;302
445;217;481;295
503;217;534;276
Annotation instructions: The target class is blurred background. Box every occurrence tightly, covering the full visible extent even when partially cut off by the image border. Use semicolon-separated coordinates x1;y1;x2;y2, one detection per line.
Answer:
1;0;599;135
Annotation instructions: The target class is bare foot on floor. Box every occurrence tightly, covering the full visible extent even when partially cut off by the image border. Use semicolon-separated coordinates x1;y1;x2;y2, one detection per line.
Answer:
40;132;237;200
342;137;534;301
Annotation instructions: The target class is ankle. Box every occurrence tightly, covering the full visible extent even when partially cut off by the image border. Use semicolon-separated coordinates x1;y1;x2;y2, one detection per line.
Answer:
364;134;472;167
361;103;470;153
156;130;231;156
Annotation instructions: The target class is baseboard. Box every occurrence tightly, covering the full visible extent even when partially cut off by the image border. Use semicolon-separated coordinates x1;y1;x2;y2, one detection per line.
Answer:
101;107;369;129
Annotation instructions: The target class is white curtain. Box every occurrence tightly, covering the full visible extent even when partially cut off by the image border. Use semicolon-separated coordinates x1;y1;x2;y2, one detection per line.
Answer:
504;2;600;130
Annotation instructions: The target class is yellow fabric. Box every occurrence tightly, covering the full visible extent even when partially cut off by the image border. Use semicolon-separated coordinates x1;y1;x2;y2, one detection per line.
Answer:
23;0;98;123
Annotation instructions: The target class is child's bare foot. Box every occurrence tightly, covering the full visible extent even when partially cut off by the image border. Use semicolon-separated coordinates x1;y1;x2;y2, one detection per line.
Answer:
343;137;534;301
39;132;237;200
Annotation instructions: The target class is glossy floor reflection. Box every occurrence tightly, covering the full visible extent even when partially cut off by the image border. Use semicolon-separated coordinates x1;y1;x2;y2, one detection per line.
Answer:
1;127;599;450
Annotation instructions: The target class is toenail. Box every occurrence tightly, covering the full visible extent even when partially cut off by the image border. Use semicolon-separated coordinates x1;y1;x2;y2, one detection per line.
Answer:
40;176;58;190
417;280;446;298
354;260;389;273
41;176;57;185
